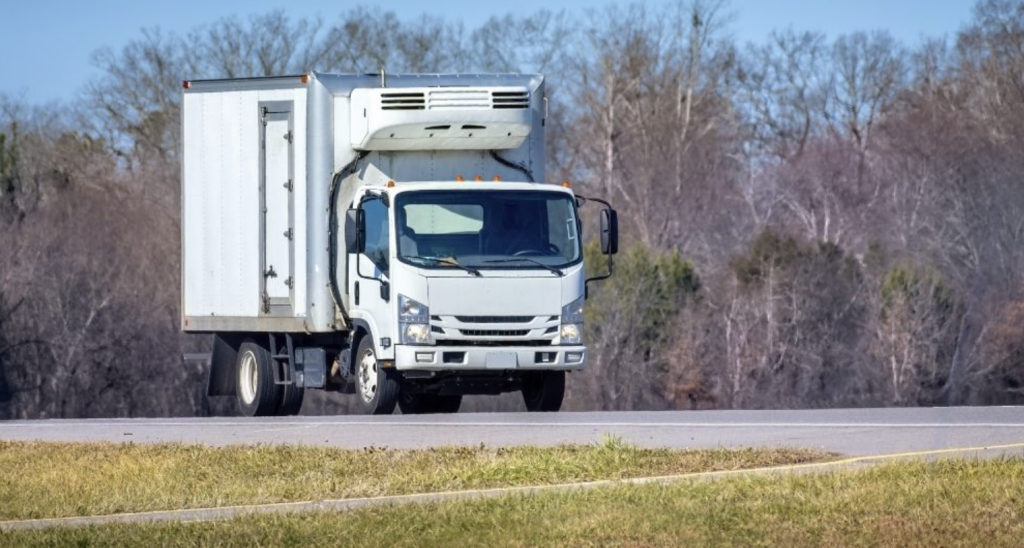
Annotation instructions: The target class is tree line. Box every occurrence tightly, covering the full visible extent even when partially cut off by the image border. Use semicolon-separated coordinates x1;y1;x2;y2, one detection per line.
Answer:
2;0;1024;417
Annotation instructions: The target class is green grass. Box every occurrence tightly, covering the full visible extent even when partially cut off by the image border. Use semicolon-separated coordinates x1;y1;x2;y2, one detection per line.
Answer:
0;438;827;520
4;457;1022;547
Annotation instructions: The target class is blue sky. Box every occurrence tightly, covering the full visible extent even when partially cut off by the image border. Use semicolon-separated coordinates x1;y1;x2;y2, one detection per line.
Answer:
2;0;976;104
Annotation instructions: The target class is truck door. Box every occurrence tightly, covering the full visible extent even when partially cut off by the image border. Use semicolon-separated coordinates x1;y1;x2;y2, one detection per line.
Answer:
349;193;393;353
259;101;294;315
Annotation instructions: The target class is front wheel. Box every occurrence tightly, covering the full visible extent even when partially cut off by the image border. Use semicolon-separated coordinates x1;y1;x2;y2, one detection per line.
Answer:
522;370;565;412
354;336;399;415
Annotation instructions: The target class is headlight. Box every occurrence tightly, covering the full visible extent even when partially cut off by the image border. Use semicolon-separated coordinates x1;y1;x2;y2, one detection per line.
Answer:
559;295;584;345
399;294;430;345
403;323;430;344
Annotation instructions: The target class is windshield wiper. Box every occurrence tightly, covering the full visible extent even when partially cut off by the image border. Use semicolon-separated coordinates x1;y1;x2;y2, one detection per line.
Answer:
483;258;564;277
405;255;482;277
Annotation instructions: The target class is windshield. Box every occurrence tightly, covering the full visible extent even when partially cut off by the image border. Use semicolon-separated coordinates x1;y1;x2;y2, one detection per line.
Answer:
395;190;581;270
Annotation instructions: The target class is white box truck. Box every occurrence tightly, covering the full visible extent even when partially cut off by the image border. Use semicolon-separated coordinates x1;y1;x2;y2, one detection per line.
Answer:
181;72;618;415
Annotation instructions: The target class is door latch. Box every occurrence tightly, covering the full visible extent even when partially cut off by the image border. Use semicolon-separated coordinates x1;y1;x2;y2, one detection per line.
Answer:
264;265;277;279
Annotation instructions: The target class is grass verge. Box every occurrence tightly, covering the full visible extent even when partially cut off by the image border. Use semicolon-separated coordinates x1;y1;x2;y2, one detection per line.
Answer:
4;457;1022;547
0;438;827;520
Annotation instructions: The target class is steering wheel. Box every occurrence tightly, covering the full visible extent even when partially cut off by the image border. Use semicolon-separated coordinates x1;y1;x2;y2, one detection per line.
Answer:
513;244;561;257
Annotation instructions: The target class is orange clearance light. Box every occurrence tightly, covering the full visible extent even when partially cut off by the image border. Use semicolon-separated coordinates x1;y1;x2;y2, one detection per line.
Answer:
561;180;572;188
474;175;483;182
493;175;502;182
455;175;465;182
182;81;192;89
300;74;309;84
386;180;395;188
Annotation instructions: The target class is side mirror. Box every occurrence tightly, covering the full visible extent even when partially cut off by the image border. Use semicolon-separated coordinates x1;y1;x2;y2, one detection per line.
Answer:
345;208;366;254
600;209;619;255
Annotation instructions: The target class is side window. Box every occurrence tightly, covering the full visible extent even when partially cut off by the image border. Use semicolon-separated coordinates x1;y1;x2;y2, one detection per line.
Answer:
546;199;578;261
363;198;389;273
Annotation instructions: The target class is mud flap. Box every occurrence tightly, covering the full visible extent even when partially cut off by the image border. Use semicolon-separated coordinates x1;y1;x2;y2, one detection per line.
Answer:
208;333;245;396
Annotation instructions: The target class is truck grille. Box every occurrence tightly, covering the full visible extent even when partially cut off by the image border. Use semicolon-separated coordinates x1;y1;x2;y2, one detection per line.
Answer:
454;316;534;324
459;329;530;337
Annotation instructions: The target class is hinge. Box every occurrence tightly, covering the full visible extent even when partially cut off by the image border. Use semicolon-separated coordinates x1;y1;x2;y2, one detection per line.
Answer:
260;107;268;126
261;291;270;313
283;228;293;241
284;276;294;289
284;179;293;192
284;131;293;144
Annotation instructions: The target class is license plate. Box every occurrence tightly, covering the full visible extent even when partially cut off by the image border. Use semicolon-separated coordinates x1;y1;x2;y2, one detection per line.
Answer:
485;352;518;369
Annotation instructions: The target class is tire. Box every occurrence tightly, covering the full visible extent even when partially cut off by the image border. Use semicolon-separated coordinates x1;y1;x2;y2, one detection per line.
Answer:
277;383;305;416
354;335;399;415
522;370;565;412
236;340;282;417
399;393;462;415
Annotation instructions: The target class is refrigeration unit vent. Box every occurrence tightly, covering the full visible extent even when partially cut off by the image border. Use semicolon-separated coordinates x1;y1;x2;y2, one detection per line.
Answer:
381;92;426;110
491;90;529;109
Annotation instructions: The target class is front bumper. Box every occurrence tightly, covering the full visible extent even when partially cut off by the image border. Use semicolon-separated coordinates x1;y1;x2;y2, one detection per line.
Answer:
395;344;588;371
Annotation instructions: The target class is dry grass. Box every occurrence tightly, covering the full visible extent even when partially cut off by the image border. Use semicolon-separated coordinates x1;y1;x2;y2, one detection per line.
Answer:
4;457;1022;547
0;438;827;520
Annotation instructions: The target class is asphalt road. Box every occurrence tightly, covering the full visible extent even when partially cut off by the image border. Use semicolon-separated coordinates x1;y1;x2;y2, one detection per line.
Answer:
3;406;1024;456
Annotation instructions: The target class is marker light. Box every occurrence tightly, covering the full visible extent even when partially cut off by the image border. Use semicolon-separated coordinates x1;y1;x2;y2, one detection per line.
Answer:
455;175;465;182
493;175;502;182
562;180;572;188
182;81;192;89
387;180;395;188
474;175;483;182
300;74;309;84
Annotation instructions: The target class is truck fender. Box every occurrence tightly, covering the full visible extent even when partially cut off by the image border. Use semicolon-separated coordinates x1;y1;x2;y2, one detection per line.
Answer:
207;333;246;397
349;320;374;377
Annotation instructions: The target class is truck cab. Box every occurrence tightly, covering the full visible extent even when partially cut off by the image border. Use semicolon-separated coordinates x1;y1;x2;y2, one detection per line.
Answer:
347;181;592;413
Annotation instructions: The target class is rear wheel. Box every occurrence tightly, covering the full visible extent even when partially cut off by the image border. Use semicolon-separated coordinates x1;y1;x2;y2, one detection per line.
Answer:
522;370;565;412
236;340;281;417
277;383;305;416
354;336;399;415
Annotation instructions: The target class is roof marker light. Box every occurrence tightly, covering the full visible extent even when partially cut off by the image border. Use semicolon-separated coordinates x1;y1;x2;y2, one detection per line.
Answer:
474;175;483;182
455;175;465;182
386;180;395;188
300;74;309;84
493;175;502;182
182;81;191;89
562;180;572;188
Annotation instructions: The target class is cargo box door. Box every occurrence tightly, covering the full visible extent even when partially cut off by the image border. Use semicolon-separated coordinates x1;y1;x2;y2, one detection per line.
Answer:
260;102;295;315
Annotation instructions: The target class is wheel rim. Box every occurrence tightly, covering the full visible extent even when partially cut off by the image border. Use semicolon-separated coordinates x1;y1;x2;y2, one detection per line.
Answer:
358;348;378;404
239;350;258;405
